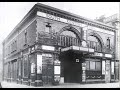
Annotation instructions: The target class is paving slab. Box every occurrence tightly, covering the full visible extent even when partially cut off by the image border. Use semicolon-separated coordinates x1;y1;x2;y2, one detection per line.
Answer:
1;81;120;88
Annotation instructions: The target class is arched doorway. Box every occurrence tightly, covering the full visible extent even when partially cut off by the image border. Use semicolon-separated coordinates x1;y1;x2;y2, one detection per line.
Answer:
58;26;83;83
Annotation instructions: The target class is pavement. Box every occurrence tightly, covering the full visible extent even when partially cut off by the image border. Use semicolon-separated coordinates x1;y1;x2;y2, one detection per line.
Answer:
1;81;120;88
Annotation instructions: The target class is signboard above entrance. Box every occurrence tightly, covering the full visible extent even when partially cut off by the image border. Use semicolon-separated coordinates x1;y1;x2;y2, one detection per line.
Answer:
91;52;103;57
61;46;94;53
104;54;112;58
42;45;55;51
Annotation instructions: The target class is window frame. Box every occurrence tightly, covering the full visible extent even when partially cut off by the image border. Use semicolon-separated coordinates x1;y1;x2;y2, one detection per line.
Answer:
86;59;101;71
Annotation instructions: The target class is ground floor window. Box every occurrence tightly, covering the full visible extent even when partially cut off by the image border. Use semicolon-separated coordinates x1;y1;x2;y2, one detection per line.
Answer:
86;59;101;71
85;59;102;79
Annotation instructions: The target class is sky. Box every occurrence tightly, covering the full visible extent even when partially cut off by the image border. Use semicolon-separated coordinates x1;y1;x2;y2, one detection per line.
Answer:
0;2;119;54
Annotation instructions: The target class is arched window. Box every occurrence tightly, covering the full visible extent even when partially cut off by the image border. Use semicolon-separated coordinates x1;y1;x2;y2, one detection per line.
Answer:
87;35;102;52
59;31;80;47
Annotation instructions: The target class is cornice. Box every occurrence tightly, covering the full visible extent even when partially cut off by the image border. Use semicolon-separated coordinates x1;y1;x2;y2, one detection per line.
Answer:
3;3;117;44
35;3;116;31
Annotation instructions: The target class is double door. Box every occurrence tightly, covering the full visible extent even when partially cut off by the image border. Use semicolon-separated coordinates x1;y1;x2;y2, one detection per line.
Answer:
42;54;54;85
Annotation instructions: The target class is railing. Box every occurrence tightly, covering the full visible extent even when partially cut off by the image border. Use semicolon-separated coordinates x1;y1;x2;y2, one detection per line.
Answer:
58;35;80;47
87;40;102;52
38;32;102;52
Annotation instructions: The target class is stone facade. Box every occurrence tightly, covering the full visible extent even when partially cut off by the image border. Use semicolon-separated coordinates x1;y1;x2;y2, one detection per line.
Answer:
2;3;118;87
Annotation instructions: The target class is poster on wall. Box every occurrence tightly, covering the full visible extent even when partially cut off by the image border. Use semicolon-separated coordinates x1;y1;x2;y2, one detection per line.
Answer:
102;61;105;75
54;66;60;74
111;62;114;75
31;63;35;73
37;55;42;74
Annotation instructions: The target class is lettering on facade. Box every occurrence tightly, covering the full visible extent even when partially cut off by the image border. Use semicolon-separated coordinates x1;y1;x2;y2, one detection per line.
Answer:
91;52;103;57
42;45;55;51
105;54;112;58
37;11;82;27
46;14;61;21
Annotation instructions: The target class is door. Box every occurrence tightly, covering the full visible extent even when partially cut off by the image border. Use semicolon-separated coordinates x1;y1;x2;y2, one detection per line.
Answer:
61;51;82;83
11;60;17;82
42;54;54;85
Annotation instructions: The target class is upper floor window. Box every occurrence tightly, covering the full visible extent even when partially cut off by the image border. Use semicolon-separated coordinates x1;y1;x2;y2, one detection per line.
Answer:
45;22;51;33
87;35;102;52
59;31;80;47
14;40;17;51
24;30;27;45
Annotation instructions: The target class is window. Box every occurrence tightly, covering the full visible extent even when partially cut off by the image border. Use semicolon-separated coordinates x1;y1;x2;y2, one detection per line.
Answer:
90;61;95;70
45;27;50;33
86;61;90;70
96;61;101;70
45;23;51;33
59;30;78;46
9;46;10;54
111;61;114;75
88;35;102;52
86;60;101;71
15;41;17;51
25;30;27;44
64;36;66;46
18;60;21;76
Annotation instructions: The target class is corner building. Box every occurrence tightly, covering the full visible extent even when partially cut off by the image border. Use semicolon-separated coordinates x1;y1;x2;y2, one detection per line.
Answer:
2;3;119;86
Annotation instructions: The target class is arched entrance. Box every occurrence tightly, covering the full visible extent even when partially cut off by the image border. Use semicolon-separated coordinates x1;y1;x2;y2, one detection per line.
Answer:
58;26;83;83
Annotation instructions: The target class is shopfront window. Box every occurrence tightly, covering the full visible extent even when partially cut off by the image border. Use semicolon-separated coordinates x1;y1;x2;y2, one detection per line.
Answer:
86;61;90;70
90;61;95;70
96;61;101;71
86;59;101;71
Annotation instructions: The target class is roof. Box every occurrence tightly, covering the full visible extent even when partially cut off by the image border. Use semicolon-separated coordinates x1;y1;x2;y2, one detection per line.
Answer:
3;3;117;44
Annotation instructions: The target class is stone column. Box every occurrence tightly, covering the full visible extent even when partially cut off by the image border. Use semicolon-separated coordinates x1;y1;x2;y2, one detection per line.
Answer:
105;60;111;83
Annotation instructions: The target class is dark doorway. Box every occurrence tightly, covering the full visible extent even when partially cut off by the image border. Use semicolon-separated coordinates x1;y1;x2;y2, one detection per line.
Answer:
60;50;83;83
